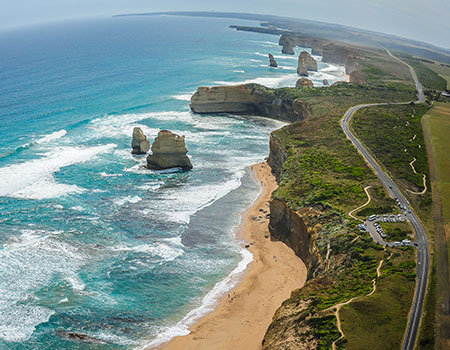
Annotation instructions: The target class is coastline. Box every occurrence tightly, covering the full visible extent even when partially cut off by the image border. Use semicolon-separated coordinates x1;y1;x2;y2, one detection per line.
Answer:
151;162;307;350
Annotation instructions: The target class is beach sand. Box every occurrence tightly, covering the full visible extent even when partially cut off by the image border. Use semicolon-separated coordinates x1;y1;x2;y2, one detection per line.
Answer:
156;162;307;350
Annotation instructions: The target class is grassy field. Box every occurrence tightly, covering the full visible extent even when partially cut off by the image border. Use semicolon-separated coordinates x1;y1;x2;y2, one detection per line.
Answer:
399;55;447;91
351;103;433;219
421;102;450;349
424;62;450;89
340;248;416;350
423;103;450;222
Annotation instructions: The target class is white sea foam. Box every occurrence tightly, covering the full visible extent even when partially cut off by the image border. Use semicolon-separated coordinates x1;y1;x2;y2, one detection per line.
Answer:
113;195;142;206
99;172;122;177
172;93;193;101
139;247;253;349
35;129;67;144
0;144;116;199
110;236;184;262
232;69;245;73
0;229;85;342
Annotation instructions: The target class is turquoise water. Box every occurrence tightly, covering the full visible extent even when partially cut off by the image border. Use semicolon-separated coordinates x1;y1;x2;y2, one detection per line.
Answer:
0;16;346;349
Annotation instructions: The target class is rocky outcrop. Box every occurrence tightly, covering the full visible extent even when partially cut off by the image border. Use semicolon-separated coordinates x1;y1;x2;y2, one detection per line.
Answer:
345;53;359;75
349;70;366;84
321;43;351;65
322;79;329;86
267;132;288;183
296;78;314;89
146;130;193;170
190;84;311;123
269;199;317;270
297;62;309;77
279;34;295;55
131;127;150;154
298;51;318;72
268;54;278;67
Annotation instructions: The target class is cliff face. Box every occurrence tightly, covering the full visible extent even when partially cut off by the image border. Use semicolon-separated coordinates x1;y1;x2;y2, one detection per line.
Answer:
267;132;288;182
269;199;316;270
321;43;351;65
190;84;311;123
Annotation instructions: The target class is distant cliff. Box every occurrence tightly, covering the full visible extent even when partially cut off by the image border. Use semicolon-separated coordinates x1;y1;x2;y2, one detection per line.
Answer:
190;84;311;122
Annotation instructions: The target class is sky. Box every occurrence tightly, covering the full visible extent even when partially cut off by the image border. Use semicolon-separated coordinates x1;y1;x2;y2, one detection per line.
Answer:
0;0;449;49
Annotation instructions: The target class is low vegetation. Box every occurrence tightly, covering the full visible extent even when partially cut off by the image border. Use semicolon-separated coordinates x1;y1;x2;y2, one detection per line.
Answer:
340;248;416;350
263;52;421;349
399;55;447;91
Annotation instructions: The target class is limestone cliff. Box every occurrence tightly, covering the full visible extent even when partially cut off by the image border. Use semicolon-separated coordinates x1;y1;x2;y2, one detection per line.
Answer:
269;54;278;67
131;127;150;154
190;84;311;123
267;132;288;183
147;130;193;170
269;199;317;270
298;51;318;72
279;34;295;55
296;78;314;89
321;43;351;65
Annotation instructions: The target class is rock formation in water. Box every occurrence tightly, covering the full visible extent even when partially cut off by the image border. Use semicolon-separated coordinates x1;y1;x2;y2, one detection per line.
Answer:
297;60;309;77
190;83;311;122
146;130;193;170
268;54;278;67
298;51;318;72
279;34;295;55
131;127;150;154
322;79;329;86
296;78;314;89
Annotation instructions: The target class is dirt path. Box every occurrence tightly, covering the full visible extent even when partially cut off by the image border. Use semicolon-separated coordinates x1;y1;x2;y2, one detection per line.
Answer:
348;185;372;221
331;259;384;350
406;157;427;195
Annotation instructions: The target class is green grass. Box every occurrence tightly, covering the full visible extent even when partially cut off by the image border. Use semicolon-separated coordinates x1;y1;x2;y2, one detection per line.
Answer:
340;249;416;350
400;55;447;91
352;103;433;215
424;62;450;89
422;103;450;222
379;222;413;241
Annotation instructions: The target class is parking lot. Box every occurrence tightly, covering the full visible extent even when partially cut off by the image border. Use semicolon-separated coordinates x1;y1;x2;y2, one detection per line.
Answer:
360;214;418;248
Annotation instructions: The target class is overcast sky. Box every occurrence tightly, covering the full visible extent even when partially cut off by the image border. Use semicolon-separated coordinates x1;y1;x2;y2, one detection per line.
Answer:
0;0;449;48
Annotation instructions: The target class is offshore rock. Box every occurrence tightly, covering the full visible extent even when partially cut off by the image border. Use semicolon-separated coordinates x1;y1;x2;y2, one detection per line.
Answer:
147;130;193;170
298;51;318;72
297;61;309;77
131;127;150;154
268;54;278;67
190;83;311;123
296;78;314;89
279;34;295;55
322;79;329;85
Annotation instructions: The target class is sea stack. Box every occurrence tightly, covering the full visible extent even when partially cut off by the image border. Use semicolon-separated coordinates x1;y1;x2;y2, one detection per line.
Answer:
131;127;150;154
279;34;295;55
297;60;309;77
322;79;329;86
147;130;193;171
268;54;278;67
296;78;314;89
297;51;318;76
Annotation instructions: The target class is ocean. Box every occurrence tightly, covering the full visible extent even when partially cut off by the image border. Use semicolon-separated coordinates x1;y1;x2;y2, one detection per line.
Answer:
0;15;346;349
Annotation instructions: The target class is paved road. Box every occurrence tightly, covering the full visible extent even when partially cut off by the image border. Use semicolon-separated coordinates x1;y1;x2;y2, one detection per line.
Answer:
341;51;429;350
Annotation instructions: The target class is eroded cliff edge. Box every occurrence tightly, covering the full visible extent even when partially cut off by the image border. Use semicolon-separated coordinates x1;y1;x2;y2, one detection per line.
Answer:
190;83;311;123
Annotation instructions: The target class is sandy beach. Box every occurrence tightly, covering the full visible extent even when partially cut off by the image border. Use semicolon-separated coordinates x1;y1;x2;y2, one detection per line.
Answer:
155;162;307;350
